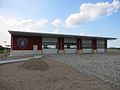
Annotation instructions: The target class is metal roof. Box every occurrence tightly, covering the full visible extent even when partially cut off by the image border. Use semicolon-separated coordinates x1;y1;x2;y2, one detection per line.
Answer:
8;30;117;40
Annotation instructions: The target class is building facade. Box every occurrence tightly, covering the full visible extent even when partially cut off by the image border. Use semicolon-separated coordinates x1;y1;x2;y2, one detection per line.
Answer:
9;31;116;56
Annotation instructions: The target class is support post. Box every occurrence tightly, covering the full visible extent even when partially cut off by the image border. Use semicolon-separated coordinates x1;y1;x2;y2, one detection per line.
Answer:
104;39;107;52
58;37;64;54
77;38;83;54
39;36;43;54
92;39;97;53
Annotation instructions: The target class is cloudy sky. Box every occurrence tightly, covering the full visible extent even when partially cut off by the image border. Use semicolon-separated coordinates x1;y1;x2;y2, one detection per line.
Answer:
0;0;120;47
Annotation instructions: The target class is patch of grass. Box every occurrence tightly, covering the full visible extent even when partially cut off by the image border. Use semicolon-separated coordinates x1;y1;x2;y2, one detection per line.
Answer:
108;47;120;50
0;50;4;53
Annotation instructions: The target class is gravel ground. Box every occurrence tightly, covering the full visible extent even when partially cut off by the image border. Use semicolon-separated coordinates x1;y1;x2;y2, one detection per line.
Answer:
0;57;112;90
49;53;120;89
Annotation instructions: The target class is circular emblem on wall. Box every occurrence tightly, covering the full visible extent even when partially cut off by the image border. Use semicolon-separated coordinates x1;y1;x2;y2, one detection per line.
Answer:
17;37;28;48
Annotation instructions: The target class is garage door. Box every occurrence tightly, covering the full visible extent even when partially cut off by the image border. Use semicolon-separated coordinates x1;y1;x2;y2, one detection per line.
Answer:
42;38;58;54
97;40;105;53
64;38;77;53
82;39;92;53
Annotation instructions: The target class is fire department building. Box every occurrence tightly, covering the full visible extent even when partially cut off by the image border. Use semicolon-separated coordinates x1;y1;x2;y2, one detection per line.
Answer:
9;31;116;56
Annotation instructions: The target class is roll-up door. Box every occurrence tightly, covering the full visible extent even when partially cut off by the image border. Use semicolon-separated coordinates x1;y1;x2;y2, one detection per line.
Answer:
82;39;92;53
42;38;58;54
64;38;76;53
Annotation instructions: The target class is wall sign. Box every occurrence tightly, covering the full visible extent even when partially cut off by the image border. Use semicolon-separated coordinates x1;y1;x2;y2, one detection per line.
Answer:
17;37;28;48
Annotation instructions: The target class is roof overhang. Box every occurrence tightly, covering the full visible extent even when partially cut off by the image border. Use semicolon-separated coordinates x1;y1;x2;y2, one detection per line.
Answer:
8;30;117;40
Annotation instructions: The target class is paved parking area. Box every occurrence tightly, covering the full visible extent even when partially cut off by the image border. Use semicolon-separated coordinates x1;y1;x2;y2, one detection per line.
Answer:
49;53;120;88
0;56;42;64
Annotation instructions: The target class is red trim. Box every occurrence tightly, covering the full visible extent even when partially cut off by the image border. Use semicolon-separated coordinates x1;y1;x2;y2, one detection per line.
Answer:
39;37;42;50
104;39;107;49
80;39;82;49
58;38;60;50
77;39;82;49
58;37;64;50
61;38;64;50
11;35;13;50
92;39;97;49
77;39;79;49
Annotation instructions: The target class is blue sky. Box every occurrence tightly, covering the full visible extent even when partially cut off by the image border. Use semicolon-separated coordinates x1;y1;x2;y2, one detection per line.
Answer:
0;0;120;47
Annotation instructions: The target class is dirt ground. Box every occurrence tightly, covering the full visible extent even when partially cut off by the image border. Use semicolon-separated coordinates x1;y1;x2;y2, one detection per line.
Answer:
0;56;113;90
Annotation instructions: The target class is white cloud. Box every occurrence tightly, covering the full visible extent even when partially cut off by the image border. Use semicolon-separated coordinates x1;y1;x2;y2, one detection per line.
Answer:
35;19;48;27
10;18;48;31
108;38;120;48
0;15;48;31
0;16;11;46
0;0;120;47
53;29;59;33
52;18;63;27
65;0;120;27
0;15;49;46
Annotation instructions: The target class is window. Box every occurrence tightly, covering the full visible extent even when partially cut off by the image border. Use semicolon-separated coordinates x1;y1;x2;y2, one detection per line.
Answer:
44;45;48;49
43;42;57;49
64;43;76;49
67;44;70;49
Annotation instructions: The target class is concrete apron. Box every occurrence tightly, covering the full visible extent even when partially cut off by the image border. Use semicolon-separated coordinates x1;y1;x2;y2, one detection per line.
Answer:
0;56;42;65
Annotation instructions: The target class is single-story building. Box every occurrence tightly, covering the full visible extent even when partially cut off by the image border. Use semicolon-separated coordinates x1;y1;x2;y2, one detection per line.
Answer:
9;31;116;56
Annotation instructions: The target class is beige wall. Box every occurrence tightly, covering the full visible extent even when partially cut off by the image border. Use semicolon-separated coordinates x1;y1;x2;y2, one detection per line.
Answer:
10;50;42;56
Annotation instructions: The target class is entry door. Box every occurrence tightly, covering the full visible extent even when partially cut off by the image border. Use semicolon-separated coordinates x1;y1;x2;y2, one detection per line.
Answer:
33;45;38;55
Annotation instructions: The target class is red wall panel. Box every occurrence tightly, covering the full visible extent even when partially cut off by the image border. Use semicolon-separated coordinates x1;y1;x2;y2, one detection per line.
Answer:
92;39;97;49
77;38;82;49
104;39;107;49
12;35;42;50
58;37;64;50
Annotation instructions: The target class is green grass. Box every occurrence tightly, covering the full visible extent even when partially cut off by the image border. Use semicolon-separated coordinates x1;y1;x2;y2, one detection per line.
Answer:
0;50;4;53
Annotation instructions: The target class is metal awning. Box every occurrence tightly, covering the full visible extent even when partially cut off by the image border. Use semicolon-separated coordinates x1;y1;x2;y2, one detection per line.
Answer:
8;30;117;40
